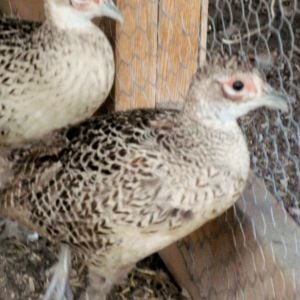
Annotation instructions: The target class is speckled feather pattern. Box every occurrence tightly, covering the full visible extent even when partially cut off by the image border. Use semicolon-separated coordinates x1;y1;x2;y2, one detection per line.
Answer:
0;108;248;296
0;55;285;299
0;17;114;145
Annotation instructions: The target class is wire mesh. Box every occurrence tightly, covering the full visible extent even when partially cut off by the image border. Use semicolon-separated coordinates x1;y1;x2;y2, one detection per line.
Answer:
114;0;299;221
0;0;299;299
114;0;299;298
164;0;299;298
206;0;299;221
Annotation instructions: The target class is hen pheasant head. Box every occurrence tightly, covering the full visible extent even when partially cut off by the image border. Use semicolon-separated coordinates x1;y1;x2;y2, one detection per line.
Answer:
186;57;288;123
45;0;123;28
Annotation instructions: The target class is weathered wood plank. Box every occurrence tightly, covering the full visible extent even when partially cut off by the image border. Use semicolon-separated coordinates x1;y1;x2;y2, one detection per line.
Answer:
199;0;208;67
156;0;200;106
160;173;300;299
115;0;158;110
114;0;200;110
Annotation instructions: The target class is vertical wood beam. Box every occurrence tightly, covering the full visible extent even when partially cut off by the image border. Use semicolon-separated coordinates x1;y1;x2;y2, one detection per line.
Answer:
115;0;158;110
199;0;209;67
156;0;200;106
115;0;200;110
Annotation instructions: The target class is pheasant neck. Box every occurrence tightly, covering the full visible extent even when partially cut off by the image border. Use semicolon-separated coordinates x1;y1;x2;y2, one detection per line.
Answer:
44;0;96;30
182;100;238;130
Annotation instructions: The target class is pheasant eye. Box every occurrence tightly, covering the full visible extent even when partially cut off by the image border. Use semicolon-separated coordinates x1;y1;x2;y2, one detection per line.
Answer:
232;80;244;91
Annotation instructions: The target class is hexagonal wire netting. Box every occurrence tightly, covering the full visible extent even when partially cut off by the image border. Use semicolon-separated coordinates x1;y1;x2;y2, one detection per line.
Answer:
178;0;299;298
113;0;299;298
0;0;299;299
206;0;299;219
114;0;299;216
113;1;299;297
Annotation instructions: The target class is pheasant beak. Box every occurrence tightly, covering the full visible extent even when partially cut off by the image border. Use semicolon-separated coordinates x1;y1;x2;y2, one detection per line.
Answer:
262;85;289;113
101;0;124;23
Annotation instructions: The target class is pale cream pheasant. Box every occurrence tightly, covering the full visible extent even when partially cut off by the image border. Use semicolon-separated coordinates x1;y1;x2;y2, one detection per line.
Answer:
0;0;123;145
0;58;288;299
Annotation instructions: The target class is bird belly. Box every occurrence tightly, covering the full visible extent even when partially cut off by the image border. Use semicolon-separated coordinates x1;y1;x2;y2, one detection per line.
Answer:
92;173;247;271
0;62;113;145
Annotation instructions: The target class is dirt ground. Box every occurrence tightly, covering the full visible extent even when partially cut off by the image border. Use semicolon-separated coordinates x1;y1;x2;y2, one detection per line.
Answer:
0;237;188;300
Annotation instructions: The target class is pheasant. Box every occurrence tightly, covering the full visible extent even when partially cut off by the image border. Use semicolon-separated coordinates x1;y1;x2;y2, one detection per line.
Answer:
0;0;123;145
0;58;288;299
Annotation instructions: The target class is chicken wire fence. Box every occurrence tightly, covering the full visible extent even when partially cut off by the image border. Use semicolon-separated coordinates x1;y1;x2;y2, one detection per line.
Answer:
196;0;299;297
113;0;299;298
114;0;299;218
112;0;300;217
0;0;299;299
206;0;299;219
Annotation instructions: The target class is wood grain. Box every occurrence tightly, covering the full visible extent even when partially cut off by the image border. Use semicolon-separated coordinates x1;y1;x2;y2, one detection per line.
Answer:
115;0;200;110
156;0;200;106
0;0;44;20
199;0;208;67
115;0;158;110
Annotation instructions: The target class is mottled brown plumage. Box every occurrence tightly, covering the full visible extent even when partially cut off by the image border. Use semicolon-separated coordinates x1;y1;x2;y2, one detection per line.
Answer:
0;59;288;299
0;0;122;145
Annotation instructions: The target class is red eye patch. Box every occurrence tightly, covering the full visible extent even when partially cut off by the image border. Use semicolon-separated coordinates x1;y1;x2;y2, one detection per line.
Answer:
221;78;257;101
226;78;257;94
79;3;88;9
72;0;100;10
72;1;88;10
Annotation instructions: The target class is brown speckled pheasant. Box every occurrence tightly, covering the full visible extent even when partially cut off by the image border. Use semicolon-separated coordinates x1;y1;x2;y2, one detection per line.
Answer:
0;0;123;145
0;58;288;299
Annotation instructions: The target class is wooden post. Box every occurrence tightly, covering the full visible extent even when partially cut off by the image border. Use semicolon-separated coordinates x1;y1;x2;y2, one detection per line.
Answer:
115;0;200;110
114;0;159;110
155;0;200;106
199;0;208;67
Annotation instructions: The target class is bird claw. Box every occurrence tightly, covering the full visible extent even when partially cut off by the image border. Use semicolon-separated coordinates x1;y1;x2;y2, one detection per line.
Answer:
44;244;73;300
